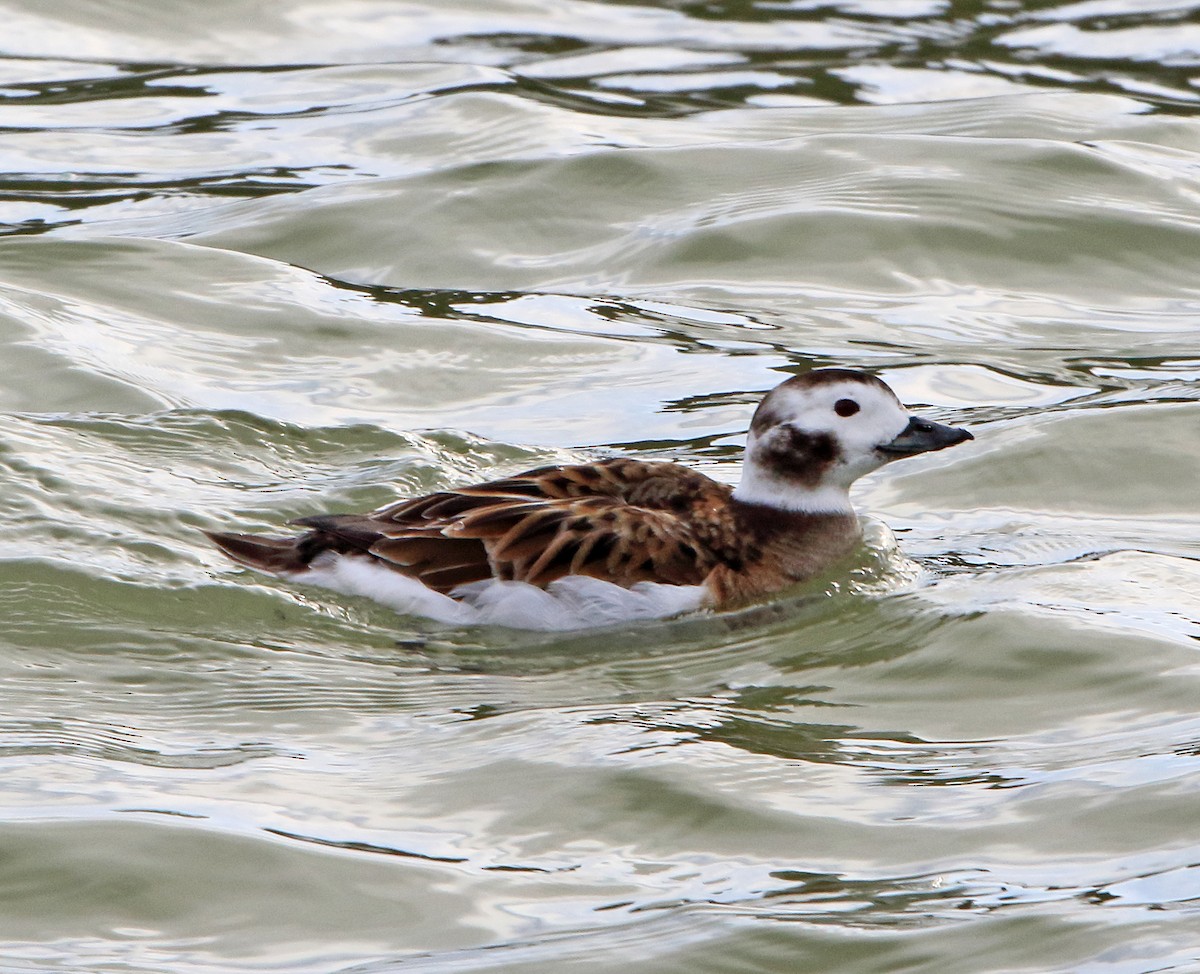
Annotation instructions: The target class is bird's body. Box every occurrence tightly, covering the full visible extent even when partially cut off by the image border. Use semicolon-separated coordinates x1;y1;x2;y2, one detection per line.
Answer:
205;369;973;630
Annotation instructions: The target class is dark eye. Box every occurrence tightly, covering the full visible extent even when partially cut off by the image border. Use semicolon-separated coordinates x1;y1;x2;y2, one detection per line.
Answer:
834;398;860;417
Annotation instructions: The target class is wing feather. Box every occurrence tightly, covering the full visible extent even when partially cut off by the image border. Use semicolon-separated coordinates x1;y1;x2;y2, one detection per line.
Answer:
270;458;736;594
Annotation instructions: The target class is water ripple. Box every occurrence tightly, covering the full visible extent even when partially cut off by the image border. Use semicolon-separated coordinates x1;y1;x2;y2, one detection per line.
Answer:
3;2;1200;972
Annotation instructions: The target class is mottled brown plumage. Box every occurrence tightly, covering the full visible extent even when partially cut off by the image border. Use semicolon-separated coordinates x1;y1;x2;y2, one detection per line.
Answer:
205;458;858;606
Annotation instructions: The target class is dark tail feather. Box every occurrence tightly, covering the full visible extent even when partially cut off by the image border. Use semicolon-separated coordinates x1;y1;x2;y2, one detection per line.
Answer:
203;530;312;574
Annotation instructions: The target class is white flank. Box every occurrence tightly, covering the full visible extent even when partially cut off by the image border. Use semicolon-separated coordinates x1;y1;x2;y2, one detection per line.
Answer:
296;553;707;631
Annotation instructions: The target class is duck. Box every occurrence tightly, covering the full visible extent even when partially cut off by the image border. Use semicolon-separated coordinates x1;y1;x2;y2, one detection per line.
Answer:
204;369;972;630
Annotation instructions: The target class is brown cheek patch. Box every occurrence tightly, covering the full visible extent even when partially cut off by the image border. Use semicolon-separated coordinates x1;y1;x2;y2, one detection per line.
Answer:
759;428;840;487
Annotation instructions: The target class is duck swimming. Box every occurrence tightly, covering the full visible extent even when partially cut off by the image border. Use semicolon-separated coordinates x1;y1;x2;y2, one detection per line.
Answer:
205;369;972;630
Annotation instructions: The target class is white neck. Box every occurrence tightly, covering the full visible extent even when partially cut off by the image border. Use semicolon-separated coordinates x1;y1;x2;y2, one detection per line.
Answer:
732;464;855;515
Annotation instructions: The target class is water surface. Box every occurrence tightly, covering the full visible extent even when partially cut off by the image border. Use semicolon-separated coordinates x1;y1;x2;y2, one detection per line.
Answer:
1;1;1199;971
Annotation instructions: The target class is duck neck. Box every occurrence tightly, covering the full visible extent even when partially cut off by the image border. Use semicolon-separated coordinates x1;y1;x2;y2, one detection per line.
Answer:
731;463;855;516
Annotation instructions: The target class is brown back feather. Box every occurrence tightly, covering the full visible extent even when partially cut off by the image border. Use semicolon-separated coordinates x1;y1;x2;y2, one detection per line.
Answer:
257;459;739;593
207;459;862;605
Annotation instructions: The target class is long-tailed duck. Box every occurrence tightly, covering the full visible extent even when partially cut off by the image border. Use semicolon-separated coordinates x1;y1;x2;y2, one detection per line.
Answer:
205;369;972;630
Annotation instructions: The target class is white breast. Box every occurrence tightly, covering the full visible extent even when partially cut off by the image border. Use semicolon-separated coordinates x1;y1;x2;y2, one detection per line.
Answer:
295;553;707;631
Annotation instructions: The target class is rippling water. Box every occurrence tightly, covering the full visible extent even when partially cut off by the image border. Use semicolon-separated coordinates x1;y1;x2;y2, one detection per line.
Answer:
2;1;1200;971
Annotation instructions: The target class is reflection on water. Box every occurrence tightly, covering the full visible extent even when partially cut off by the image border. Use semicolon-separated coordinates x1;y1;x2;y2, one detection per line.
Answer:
1;0;1200;972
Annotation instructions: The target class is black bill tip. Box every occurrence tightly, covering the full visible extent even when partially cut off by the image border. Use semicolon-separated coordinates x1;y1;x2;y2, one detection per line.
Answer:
878;415;973;458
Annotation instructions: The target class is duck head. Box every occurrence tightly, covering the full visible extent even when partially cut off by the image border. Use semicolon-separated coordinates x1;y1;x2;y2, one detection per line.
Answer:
733;368;973;514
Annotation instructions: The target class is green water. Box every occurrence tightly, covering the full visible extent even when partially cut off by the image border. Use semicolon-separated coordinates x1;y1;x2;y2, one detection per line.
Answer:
1;1;1199;971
